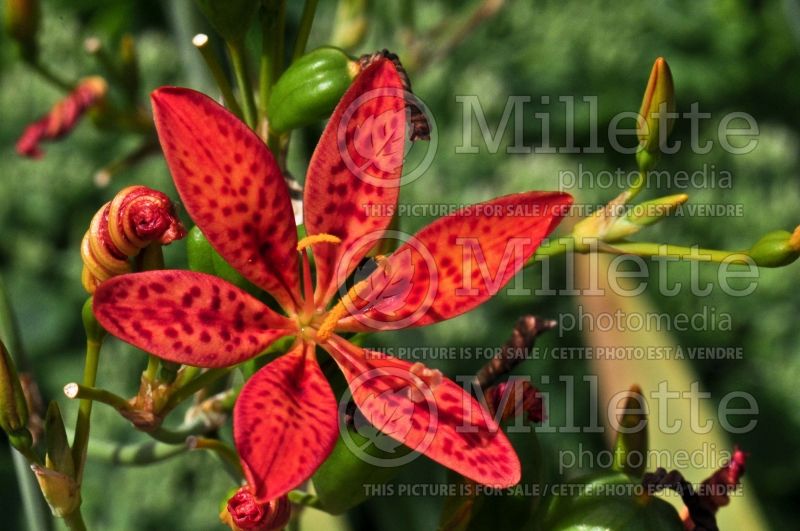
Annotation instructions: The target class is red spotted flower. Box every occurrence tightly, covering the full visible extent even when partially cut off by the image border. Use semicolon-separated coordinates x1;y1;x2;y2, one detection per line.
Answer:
93;58;572;502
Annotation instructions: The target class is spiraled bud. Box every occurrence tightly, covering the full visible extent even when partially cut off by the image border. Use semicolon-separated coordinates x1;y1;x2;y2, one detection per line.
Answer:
486;380;544;423
16;76;107;158
81;185;186;293
747;227;800;268
637;57;675;170
0;338;30;445
4;0;40;59
603;193;689;242
220;487;290;531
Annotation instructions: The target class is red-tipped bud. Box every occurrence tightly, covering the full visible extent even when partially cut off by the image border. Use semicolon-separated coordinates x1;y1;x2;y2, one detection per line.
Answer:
486;380;545;423
637;57;675;170
221;487;290;531
16;76;107;158
81;185;186;293
682;447;748;530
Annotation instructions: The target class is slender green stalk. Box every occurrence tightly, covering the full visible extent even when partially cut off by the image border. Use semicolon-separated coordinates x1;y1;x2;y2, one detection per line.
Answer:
69;339;102;484
287;490;322;509
292;0;319;61
605;242;751;264
532;236;575;259
259;3;280;120
528;236;753;267
164;367;231;411
147;416;210;444
65;382;131;415
188;436;244;481
193;33;244;118
25;59;74;92
227;40;258;128
85;436;188;465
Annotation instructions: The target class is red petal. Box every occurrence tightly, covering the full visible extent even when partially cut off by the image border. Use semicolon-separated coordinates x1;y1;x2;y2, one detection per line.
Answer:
93;271;295;367
324;336;520;487
337;191;572;331
152;87;301;311
234;341;338;502
303;58;407;306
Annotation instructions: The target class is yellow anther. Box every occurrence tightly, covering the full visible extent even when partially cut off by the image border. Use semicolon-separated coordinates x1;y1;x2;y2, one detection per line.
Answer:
296;233;341;252
316;277;370;343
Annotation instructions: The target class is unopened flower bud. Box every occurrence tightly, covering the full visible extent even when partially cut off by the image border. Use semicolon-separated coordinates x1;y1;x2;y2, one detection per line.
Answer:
603;194;689;242
747;227;800;268
4;0;40;60
221;487;290;531
612;384;648;478
637;57;675;170
31;464;80;517
81;185;186;293
0;338;31;451
16;76;107;158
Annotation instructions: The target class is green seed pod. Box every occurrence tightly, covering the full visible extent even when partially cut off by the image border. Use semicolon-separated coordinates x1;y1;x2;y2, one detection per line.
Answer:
193;0;259;43
268;47;360;134
0;338;29;438
544;472;683;531
747;229;800;268
312;424;411;514
185;225;260;296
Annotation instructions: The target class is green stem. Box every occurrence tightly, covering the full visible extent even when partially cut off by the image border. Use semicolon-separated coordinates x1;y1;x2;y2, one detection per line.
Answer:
604;242;752;264
25;59;74;92
65;382;131;414
147;417;210;444
259;5;276;119
292;0;319;61
287;490;322;509
193;33;244;118
227;40;258;128
532;236;575;259
188;436;244;481
62;509;87;531
86;436;188;465
70;337;103;485
164;367;231;411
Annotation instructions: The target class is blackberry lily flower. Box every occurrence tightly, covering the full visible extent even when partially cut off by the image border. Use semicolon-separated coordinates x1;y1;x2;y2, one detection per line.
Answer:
93;58;572;502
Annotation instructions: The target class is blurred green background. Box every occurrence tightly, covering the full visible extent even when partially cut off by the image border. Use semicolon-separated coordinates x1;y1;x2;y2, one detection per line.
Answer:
1;0;799;529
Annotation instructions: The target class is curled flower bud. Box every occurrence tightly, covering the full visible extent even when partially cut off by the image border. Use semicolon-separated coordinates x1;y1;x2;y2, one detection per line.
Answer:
637;57;675;170
486;380;544;423
16;76;107;159
221;487;290;531
81;185;186;293
4;0;40;59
